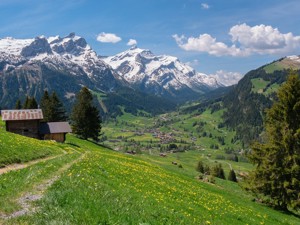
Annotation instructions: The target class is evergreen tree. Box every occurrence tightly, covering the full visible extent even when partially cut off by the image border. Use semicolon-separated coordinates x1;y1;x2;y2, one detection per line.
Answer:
15;99;22;109
40;90;51;121
71;87;101;141
228;169;237;182
40;91;67;122
196;160;205;173
50;92;67;121
204;165;210;175
28;97;38;109
23;96;38;109
23;96;30;109
211;163;226;180
247;72;300;211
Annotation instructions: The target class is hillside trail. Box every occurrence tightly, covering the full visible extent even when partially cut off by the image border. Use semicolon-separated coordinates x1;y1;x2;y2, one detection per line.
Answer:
204;154;232;170
0;153;65;175
0;151;87;220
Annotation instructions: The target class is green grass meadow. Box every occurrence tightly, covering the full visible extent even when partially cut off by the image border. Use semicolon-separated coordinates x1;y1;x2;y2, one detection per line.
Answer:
0;114;300;224
5;136;300;225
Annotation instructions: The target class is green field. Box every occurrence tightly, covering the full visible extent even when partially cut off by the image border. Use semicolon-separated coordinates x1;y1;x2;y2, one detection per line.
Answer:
1;135;299;224
1;113;300;224
263;62;285;74
251;78;270;93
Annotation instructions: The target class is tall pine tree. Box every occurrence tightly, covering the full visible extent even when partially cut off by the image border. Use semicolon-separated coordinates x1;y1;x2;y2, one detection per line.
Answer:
23;96;38;109
40;90;51;120
40;91;67;122
15;99;22;109
247;71;300;211
50;92;67;121
71;87;101;141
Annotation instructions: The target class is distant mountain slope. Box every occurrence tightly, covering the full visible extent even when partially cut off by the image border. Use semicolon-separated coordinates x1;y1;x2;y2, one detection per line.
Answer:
103;46;221;102
223;55;300;145
181;55;300;146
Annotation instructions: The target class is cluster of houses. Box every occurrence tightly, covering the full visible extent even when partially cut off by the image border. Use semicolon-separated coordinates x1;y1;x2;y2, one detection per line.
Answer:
150;129;175;144
1;109;71;142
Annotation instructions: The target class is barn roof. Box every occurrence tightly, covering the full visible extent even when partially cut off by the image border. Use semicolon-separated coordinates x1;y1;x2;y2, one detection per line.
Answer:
1;109;43;121
39;122;72;134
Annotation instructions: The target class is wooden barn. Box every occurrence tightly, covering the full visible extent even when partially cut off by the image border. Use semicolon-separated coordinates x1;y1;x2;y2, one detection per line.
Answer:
39;122;72;143
1;109;43;139
1;109;72;142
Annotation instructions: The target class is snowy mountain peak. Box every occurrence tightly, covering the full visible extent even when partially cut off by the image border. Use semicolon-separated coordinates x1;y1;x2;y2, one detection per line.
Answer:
49;33;90;56
0;37;34;55
21;36;52;57
103;47;221;99
0;33;122;94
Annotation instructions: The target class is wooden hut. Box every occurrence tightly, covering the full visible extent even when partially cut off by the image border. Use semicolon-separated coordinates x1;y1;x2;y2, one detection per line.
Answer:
1;109;43;138
39;122;72;142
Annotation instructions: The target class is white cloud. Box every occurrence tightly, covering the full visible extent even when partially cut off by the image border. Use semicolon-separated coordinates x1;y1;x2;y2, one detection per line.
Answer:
173;23;300;57
172;34;242;56
201;3;210;9
185;59;200;67
96;32;121;43
127;39;137;46
210;70;243;86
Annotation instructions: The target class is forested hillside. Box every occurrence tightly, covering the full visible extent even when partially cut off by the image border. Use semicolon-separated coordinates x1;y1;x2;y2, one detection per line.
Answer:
223;68;298;145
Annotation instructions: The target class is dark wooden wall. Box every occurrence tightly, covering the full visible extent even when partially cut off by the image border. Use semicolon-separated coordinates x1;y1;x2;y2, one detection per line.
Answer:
6;120;40;138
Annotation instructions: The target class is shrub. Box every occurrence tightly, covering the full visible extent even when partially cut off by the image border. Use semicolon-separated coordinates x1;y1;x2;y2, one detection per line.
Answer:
211;163;226;180
228;169;238;182
196;160;205;173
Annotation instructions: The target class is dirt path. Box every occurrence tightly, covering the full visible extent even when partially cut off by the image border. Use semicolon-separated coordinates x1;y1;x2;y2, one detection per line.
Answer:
0;152;86;220
0;154;64;175
204;154;232;170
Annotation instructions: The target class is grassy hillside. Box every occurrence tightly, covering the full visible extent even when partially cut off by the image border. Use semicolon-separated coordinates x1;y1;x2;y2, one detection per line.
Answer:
0;119;62;167
0;118;299;224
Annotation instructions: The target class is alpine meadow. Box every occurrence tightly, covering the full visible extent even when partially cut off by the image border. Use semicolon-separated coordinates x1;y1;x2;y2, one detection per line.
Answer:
1;1;300;224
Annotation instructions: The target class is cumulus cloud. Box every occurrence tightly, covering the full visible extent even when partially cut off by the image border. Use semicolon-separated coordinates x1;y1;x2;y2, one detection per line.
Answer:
96;32;121;43
172;34;242;56
127;39;137;46
173;23;300;57
210;70;243;86
201;3;210;9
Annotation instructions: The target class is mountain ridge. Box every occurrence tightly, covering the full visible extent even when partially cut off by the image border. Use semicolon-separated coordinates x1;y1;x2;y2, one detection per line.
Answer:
0;33;222;110
103;46;222;101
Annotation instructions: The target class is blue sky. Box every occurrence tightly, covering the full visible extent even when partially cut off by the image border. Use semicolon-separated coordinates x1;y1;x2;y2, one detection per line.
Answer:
0;0;300;82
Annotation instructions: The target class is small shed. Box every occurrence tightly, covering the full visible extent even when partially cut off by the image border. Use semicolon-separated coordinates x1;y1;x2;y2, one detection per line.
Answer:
39;122;72;142
1;109;43;138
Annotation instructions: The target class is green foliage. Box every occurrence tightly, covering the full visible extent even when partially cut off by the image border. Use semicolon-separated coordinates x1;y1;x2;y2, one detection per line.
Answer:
22;95;38;109
211;163;226;180
228;169;238;182
101;87;176;118
71;87;102;141
196;160;205;173
223;68;294;146
41;91;67;122
15;99;21;109
247;72;300;211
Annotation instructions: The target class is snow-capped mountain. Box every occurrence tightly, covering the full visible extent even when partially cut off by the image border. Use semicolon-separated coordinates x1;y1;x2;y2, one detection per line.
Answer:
103;46;221;100
0;33;125;109
0;33;222;111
